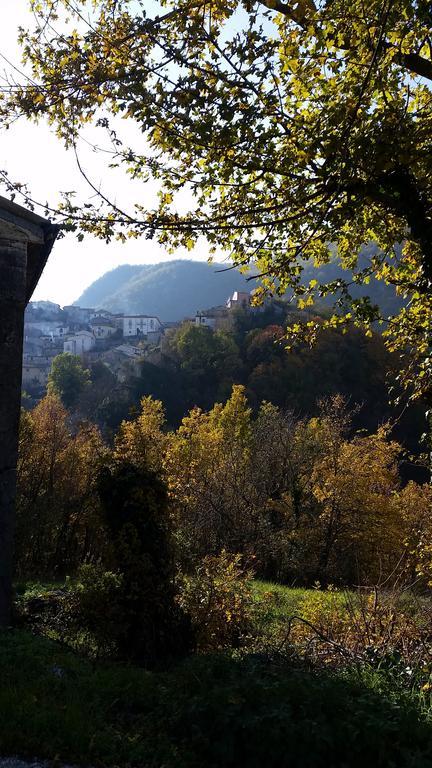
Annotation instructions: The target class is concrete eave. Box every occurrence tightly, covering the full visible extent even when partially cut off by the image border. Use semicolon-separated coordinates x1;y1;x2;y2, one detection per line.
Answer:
0;196;60;303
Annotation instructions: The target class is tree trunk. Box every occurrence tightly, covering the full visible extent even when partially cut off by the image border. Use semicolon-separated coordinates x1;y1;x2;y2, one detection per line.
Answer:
0;235;27;627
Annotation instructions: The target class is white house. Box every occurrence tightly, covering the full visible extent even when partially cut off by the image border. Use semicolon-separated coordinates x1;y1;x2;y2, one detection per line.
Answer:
28;301;62;316
195;306;230;331
90;309;116;322
122;315;163;339
89;318;118;339
195;312;216;330
63;330;96;355
226;291;251;310
24;321;69;338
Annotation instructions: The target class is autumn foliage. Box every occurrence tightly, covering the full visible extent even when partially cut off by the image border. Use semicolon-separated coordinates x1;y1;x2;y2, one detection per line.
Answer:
16;394;107;577
16;387;431;591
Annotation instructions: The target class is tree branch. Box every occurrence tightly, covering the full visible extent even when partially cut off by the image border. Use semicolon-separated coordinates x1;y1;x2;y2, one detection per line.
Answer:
258;1;432;83
257;0;316;28
394;50;432;83
349;168;432;285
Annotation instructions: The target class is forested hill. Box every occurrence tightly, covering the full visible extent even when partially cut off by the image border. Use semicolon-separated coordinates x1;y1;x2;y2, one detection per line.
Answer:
75;260;251;320
76;254;404;321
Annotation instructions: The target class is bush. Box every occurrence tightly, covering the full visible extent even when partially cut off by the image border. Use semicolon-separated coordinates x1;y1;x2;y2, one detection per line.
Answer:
14;584;68;636
64;566;124;657
285;586;432;676
15;461;194;664
178;551;254;651
14;569;124;659
96;461;193;663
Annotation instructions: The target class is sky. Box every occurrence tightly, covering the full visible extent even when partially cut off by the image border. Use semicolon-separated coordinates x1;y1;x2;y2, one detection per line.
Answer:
0;1;211;306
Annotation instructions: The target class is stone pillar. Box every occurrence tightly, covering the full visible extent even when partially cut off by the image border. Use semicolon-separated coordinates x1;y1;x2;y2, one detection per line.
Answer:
0;233;27;627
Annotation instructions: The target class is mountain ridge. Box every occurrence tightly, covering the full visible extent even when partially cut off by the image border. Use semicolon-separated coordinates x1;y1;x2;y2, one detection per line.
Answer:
75;260;251;321
75;255;404;322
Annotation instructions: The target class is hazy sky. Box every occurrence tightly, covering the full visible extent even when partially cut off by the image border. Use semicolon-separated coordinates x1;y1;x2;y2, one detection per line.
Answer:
1;1;211;305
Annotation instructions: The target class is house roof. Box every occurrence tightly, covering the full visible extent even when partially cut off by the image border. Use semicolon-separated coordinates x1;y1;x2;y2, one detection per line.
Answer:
196;305;227;316
74;330;95;338
0;195;60;303
89;317;115;326
92;308;114;315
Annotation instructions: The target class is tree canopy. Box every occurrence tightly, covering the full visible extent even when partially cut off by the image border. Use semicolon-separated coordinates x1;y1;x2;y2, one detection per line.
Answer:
2;0;432;398
48;352;91;408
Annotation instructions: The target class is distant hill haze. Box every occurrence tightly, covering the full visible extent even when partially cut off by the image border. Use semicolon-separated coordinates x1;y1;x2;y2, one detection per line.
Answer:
75;260;252;321
75;255;403;322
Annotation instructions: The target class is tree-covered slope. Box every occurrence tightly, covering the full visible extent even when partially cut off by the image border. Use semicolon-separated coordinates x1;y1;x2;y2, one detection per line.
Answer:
75;263;148;311
75;254;404;322
75;260;251;320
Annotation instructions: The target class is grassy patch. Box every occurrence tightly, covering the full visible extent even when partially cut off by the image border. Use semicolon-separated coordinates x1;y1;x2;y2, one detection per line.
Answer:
251;580;350;640
14;581;66;599
1;630;432;767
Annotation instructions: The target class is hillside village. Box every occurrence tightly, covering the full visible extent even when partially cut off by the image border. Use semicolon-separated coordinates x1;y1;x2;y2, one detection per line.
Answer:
22;290;253;397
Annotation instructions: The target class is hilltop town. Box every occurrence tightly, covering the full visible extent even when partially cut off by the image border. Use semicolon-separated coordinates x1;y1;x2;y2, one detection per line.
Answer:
22;290;253;398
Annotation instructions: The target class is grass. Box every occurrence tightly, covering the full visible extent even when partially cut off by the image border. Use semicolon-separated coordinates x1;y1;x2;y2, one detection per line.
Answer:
2;629;432;767
6;581;432;766
15;581;66;597
252;580;312;611
251;580;352;641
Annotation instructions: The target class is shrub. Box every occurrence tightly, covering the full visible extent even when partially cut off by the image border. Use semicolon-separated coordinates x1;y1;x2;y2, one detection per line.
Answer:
96;461;193;663
14;584;68;636
16;462;194;664
14;569;124;659
178;551;254;651
284;586;432;677
64;565;124;657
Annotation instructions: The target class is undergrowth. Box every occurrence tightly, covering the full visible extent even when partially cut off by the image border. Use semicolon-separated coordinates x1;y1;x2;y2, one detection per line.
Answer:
2;630;432;767
9;580;432;766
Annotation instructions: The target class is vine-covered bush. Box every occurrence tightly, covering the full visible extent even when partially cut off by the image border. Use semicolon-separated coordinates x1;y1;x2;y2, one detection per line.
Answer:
96;460;193;663
19;462;195;663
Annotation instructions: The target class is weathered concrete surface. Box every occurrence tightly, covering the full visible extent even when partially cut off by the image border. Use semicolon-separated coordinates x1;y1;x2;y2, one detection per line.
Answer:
0;235;28;627
0;200;59;628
